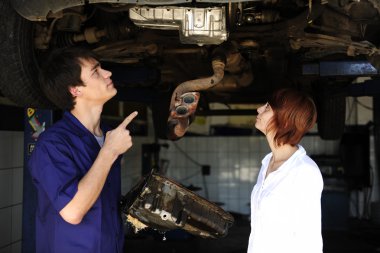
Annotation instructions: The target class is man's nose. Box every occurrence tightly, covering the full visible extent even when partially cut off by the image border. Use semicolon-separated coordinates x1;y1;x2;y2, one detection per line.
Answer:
101;68;112;78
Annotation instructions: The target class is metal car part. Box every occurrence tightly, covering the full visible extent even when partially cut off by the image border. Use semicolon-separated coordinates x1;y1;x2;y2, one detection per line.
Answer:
290;33;380;57
129;6;227;45
166;40;253;140
167;59;225;140
12;0;253;21
4;0;380;141
174;92;200;117
121;172;234;239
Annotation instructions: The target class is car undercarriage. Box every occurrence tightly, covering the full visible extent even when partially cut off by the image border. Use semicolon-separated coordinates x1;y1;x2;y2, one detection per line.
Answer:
1;0;380;140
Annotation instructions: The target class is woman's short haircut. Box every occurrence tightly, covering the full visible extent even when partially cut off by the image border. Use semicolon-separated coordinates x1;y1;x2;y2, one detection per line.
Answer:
266;88;317;147
39;47;99;110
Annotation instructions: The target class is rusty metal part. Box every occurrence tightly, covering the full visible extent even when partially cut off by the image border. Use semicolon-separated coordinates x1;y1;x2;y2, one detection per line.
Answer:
163;47;208;55
72;27;107;43
368;0;380;15
208;57;253;91
209;75;239;90
34;10;90;49
12;0;191;21
168;92;200;140
171;92;200;118
121;172;234;238
167;60;225;140
169;60;226;107
290;33;380;56
93;40;158;63
166;41;254;140
224;50;253;88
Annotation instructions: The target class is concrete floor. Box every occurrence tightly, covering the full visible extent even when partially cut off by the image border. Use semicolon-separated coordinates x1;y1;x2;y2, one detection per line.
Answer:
123;217;380;253
322;219;380;253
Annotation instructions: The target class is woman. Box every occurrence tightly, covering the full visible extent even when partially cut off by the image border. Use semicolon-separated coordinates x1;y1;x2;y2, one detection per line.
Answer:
248;88;324;253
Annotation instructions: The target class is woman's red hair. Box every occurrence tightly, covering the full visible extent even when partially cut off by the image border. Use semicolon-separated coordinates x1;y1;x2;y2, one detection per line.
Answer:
266;88;317;146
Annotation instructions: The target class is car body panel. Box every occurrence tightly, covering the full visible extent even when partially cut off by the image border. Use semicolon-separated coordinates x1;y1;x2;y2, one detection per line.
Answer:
12;0;253;21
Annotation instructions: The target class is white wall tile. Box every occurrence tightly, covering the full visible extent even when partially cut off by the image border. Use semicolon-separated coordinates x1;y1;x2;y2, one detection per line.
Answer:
11;133;23;168
11;241;21;253
185;138;198;152
0;170;12;208
0;208;12;248
300;138;313;152
228;184;239;198
12;169;22;205
249;138;260;152
227;198;240;213
11;205;22;242
0;245;12;253
0;133;13;169
196;152;208;165
0;131;23;253
206;138;217;150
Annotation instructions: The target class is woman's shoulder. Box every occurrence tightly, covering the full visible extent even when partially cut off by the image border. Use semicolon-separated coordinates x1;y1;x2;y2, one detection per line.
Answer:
291;153;324;189
296;152;319;169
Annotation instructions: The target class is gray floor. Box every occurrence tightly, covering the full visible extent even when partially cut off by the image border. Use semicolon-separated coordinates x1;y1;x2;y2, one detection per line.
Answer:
123;217;380;253
322;219;380;253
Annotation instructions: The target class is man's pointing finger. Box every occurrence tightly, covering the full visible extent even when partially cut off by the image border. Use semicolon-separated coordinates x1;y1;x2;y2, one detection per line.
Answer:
119;111;138;129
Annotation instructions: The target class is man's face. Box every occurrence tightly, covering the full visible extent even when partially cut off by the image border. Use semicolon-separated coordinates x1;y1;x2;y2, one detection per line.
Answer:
76;58;117;105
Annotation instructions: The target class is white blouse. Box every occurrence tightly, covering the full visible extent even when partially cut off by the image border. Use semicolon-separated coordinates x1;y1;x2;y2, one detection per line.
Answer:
247;145;324;253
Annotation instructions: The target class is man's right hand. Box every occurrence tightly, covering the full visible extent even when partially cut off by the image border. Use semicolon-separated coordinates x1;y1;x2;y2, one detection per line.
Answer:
102;111;138;157
60;111;139;224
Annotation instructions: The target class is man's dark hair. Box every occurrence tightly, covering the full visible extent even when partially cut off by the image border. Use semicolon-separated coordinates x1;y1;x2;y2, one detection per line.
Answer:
39;47;99;110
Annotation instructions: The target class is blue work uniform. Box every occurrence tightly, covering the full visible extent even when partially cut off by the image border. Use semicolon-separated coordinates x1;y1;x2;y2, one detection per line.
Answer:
28;111;125;253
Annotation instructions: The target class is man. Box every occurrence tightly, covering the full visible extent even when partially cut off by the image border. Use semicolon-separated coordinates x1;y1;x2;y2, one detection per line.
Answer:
29;47;137;253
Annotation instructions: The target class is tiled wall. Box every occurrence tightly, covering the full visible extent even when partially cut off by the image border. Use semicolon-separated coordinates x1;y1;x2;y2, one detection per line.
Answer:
121;136;154;195
0;131;23;253
121;135;342;214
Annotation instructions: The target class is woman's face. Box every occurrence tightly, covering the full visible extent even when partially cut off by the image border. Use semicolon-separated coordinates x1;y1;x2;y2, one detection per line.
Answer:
255;102;274;134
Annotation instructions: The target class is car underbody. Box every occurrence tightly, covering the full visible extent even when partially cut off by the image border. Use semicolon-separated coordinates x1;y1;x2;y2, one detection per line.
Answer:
1;0;380;140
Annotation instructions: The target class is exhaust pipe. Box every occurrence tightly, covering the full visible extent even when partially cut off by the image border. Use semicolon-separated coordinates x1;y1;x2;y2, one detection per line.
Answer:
167;60;226;140
166;41;253;140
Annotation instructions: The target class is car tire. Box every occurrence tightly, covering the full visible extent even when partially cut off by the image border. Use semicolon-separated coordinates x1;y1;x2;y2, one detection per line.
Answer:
0;0;52;108
313;82;346;140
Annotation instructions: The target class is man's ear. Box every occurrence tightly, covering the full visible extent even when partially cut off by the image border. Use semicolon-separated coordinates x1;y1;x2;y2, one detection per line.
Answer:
69;86;81;97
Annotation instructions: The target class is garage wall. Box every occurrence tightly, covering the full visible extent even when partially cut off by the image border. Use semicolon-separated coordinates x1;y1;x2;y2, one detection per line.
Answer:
121;135;341;213
120;97;379;216
0;131;23;253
